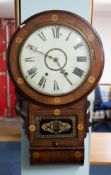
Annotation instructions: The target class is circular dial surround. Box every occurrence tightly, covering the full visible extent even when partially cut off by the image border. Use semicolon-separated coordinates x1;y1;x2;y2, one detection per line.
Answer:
19;24;91;96
7;10;104;105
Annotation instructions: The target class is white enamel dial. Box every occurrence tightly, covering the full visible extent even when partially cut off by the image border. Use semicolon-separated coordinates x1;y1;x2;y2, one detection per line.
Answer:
19;24;91;96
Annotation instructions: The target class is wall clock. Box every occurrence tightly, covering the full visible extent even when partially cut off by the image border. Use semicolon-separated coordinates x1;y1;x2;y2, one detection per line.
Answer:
7;10;104;164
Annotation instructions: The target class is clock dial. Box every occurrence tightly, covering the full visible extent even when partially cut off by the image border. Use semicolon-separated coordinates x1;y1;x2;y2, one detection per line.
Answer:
19;24;91;96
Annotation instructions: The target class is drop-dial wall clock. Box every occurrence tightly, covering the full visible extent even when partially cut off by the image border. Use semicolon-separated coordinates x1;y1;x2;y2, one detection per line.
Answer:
7;10;104;164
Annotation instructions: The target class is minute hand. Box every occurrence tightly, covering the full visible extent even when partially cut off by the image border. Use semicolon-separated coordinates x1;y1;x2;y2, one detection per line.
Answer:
27;44;54;59
56;60;73;86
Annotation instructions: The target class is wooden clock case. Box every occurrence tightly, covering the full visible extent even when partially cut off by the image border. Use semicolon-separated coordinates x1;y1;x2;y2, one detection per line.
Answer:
7;10;104;164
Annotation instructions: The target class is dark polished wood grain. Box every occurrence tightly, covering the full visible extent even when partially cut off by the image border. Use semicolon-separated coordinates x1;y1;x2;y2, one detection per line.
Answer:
30;149;84;164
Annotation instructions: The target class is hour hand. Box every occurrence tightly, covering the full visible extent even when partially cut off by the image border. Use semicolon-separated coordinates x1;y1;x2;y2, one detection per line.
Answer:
61;69;73;86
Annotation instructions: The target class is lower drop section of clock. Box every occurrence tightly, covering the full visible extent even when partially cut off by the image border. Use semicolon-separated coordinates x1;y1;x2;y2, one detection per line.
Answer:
30;147;84;164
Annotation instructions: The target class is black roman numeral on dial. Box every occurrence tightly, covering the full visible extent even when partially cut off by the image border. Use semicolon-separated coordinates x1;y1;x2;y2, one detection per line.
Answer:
52;26;60;38
25;57;35;62
77;56;87;62
73;42;83;50
38;32;46;41
65;31;72;41
73;67;84;77
27;67;37;78
38;76;47;88
54;80;59;91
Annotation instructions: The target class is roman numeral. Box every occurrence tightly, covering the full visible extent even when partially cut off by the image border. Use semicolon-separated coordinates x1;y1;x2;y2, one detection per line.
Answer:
77;56;87;62
38;32;46;41
65;32;72;41
27;67;37;78
52;26;60;38
38;76;47;88
73;42;83;50
54;80;59;91
25;57;35;62
73;67;84;77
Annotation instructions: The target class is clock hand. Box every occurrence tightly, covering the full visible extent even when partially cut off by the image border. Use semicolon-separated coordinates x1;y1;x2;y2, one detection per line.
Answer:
27;45;72;85
27;44;54;59
55;58;73;86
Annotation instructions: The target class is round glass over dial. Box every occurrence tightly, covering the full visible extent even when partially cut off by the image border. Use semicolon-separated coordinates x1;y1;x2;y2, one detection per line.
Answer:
19;24;91;96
